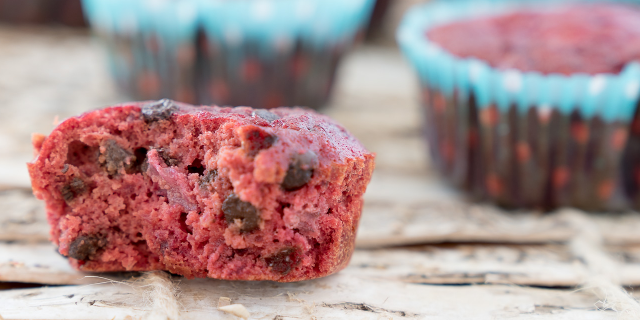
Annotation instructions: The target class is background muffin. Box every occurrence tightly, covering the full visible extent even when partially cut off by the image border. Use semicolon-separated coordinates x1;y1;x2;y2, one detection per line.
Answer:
82;0;375;110
398;0;640;211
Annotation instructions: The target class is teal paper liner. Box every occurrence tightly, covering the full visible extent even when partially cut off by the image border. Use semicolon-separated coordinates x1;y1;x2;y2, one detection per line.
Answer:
81;0;375;109
398;0;640;211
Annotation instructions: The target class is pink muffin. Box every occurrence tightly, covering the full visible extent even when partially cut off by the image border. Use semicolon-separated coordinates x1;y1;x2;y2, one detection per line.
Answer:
398;1;640;211
28;100;375;281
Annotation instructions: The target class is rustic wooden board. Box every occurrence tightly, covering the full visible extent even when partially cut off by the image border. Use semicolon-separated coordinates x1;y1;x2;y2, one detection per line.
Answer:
2;240;640;288
0;242;132;285
0;190;49;242
0;268;618;320
1;26;640;249
1;22;640;319
6;172;640;248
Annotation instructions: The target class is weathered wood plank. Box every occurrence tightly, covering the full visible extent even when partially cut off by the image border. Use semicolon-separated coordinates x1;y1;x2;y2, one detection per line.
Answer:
0;269;617;320
0;190;49;242
5;240;640;288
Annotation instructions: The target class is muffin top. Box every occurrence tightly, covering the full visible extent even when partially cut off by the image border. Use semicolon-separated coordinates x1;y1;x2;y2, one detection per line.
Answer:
426;4;640;75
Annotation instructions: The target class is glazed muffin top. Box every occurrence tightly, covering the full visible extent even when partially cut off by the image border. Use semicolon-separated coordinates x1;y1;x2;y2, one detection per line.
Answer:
426;3;640;75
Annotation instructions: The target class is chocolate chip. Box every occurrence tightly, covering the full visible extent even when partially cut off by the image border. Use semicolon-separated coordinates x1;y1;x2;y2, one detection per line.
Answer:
128;148;148;174
241;127;277;157
142;99;177;123
66;140;99;168
68;235;106;261
100;140;134;175
282;151;318;191
222;194;260;232
187;159;205;175
60;177;86;203
199;170;217;189
265;247;301;275
253;109;280;122
157;148;179;166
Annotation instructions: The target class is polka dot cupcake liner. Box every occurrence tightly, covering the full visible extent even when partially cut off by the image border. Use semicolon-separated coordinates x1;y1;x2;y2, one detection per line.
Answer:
397;0;640;211
81;0;375;109
0;0;86;26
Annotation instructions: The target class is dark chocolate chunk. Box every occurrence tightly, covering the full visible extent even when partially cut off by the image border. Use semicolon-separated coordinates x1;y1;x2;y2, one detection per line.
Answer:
187;159;205;175
242;127;277;157
253;109;280;122
68;235;106;260
222;194;260;232
100;140;135;175
157;148;179;167
142;99;177;123
282;151;318;191
128;148;148;174
199;170;218;189
66;140;99;168
265;247;301;275
60;177;86;203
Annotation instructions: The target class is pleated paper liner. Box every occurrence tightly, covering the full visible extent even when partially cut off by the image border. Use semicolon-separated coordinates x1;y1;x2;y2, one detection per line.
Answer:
82;0;375;109
83;0;200;104
622;104;640;209
197;38;349;110
399;0;640;211
0;0;86;26
422;87;639;210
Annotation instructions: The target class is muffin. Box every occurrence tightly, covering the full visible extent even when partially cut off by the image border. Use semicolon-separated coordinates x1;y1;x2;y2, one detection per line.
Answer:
82;0;375;109
82;0;200;103
397;1;640;211
27;100;375;281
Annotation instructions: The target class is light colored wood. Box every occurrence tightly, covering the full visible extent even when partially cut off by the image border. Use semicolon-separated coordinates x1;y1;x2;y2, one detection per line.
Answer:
1;24;640;319
0;190;48;242
0;267;617;320
1;26;639;249
4;240;640;288
0;242;129;285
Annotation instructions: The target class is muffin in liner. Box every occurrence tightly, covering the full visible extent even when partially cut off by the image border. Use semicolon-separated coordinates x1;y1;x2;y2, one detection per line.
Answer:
83;0;200;103
82;0;375;109
198;0;375;109
397;0;640;211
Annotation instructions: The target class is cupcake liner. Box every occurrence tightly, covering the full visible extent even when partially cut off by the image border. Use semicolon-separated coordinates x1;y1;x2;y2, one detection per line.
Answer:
622;104;640;208
82;0;374;109
198;0;374;109
0;0;54;24
398;0;640;210
0;0;86;26
83;0;199;103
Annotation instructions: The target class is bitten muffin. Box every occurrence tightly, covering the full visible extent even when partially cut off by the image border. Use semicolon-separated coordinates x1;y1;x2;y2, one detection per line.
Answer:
398;1;640;211
27;100;375;281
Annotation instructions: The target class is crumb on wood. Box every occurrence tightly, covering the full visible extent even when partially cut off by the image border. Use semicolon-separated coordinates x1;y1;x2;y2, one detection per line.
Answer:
218;304;250;319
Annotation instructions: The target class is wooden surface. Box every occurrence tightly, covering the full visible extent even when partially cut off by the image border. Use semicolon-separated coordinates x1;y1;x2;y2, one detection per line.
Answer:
0;25;639;319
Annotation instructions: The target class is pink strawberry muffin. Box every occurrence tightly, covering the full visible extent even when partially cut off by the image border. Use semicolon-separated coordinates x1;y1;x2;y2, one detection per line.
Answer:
28;100;375;282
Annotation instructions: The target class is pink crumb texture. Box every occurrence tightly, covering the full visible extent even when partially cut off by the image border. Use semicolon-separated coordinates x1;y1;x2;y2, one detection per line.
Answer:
27;100;375;282
427;3;640;75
